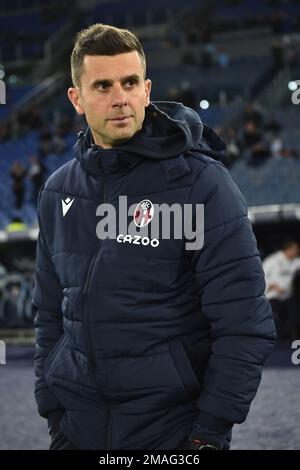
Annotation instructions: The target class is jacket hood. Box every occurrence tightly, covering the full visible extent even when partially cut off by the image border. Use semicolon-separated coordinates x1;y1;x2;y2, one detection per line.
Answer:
74;101;226;173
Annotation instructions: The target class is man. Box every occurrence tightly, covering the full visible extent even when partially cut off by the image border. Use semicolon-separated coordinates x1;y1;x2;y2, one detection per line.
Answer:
10;160;27;210
33;23;276;450
263;240;300;340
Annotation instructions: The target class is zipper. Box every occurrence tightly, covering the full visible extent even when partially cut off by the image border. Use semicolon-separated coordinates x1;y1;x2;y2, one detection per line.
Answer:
82;161;109;382
82;256;97;297
102;176;108;203
100;164;113;451
106;405;113;450
84;154;112;446
82;256;97;379
98;156;108;203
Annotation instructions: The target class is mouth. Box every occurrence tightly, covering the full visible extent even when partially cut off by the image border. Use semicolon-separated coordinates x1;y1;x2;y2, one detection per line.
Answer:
109;116;132;123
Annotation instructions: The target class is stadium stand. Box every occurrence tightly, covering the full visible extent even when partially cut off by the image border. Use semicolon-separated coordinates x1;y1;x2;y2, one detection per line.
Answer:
0;0;300;334
0;0;300;453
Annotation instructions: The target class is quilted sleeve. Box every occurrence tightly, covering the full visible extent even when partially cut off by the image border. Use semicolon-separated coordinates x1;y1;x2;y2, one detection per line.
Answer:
32;187;64;420
187;160;277;442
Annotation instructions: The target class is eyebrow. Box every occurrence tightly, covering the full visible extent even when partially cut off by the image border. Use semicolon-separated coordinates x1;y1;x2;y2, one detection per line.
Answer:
91;74;140;89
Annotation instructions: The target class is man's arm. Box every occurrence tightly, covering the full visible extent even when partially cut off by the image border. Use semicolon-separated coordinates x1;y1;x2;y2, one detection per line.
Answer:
262;256;283;296
32;188;65;436
186;160;277;448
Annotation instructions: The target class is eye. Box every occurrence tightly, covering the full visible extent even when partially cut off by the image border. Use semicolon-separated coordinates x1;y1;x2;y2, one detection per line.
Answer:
96;82;110;91
125;79;138;87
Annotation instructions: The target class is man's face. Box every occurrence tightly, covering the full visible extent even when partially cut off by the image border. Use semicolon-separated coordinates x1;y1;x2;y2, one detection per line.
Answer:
68;51;151;148
285;243;300;260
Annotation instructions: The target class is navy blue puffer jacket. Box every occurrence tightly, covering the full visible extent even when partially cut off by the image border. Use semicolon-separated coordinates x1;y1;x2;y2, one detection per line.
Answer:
33;101;276;450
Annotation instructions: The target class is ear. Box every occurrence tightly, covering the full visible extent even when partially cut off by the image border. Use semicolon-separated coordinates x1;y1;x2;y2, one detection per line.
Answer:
67;87;85;115
144;79;152;107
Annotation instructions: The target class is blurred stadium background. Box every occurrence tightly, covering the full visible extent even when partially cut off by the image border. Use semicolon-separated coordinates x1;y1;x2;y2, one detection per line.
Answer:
0;0;300;450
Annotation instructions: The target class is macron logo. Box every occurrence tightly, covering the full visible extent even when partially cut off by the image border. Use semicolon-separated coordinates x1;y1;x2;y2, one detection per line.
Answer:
62;197;74;217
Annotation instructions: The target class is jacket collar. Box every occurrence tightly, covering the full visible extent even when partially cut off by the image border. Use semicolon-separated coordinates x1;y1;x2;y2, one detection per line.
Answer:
73;129;141;177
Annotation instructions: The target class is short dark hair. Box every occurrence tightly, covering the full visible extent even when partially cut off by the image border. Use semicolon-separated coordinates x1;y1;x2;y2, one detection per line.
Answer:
71;23;146;87
282;239;299;250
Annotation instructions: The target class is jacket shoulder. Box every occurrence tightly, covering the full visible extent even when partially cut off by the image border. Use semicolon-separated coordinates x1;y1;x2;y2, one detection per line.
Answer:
188;150;239;192
188;150;248;230
188;149;225;179
43;158;78;193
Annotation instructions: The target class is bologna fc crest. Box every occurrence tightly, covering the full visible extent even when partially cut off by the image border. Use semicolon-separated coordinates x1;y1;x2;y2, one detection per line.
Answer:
134;199;154;228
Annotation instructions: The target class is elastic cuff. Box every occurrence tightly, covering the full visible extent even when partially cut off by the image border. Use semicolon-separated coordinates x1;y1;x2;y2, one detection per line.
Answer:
194;410;233;434
187;410;233;448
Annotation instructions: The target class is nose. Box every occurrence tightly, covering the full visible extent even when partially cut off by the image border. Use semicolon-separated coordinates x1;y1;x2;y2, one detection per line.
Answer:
112;84;127;108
